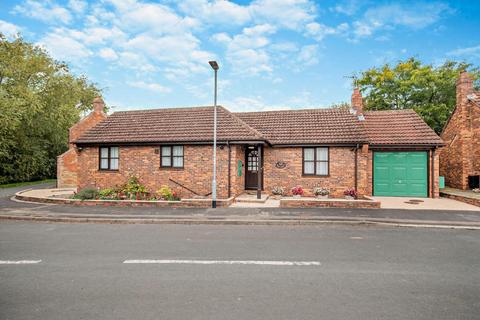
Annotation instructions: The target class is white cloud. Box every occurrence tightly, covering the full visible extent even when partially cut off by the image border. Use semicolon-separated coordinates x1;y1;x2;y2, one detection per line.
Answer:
447;45;480;58
216;24;277;76
0;20;21;39
305;22;349;41
211;32;232;44
178;0;317;31
98;47;118;60
178;0;251;26
49;26;126;46
352;2;452;38
250;0;317;31
117;51;157;73
38;32;92;61
68;0;87;13
127;81;172;93
13;0;72;24
112;2;198;34
331;0;361;16
297;44;319;67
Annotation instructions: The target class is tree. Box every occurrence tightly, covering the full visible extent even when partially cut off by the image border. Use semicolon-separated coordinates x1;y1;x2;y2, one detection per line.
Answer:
0;34;101;184
355;58;480;134
330;102;350;110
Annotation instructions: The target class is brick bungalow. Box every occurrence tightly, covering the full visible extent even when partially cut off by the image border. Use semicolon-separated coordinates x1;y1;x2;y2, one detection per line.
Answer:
58;89;443;199
440;71;480;190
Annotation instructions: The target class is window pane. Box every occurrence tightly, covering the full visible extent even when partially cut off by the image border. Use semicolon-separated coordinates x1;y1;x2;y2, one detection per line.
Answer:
100;158;109;169
161;156;171;167
110;147;119;158
316;147;328;161
100;147;109;158
110;158;118;170
304;161;314;174
173;156;183;167
316;162;328;175
162;146;171;156
173;146;183;156
304;148;314;161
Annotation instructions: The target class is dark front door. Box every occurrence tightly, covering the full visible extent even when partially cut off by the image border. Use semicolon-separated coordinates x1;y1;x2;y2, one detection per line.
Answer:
245;146;263;190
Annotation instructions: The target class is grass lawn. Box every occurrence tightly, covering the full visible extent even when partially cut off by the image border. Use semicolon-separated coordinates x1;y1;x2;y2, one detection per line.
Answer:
0;179;56;189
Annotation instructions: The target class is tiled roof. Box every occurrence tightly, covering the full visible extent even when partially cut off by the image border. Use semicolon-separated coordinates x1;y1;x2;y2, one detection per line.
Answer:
75;105;443;146
74;106;264;144
363;110;444;146
235;109;367;145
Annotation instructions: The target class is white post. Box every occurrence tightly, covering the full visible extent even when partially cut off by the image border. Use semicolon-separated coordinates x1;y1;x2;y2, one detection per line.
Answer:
212;68;218;208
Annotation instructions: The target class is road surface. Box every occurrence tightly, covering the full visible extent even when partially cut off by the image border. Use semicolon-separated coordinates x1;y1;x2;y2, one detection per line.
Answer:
0;222;479;319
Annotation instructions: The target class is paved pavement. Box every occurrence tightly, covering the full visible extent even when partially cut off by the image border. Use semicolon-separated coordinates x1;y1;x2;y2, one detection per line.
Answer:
4;193;480;227
0;181;56;199
374;196;480;211
0;221;479;320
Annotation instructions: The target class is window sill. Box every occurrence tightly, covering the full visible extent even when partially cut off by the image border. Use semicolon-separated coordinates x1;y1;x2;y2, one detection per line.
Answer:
302;174;330;178
159;167;184;170
98;169;119;172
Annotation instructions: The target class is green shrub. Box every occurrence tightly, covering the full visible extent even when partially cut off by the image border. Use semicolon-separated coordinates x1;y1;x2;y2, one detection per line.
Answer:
157;185;179;201
73;188;99;200
121;176;148;199
98;188;117;200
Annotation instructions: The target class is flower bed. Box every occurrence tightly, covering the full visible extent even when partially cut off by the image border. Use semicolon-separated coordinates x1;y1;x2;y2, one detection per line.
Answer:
280;196;380;209
15;189;234;208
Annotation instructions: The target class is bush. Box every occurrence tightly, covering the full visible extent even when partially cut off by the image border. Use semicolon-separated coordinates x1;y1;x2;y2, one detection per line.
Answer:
98;188;117;200
73;188;99;200
157;185;180;201
291;185;304;196
121;176;148;199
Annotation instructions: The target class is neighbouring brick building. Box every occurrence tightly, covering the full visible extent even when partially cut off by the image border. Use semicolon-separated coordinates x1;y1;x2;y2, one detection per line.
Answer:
58;88;443;199
440;71;480;190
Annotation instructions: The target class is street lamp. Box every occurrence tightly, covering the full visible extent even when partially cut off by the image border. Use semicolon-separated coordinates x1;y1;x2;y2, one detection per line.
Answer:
209;61;219;208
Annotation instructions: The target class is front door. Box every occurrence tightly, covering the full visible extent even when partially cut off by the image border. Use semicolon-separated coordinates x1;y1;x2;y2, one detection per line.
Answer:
245;146;263;190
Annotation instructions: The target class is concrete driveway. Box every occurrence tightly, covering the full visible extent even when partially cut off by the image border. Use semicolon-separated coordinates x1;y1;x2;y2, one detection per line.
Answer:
374;196;480;211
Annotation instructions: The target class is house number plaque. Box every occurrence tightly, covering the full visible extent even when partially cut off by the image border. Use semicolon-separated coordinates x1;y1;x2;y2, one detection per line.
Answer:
275;161;287;169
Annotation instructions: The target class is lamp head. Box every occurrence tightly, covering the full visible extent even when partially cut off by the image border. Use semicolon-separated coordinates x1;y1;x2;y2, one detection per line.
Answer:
209;61;219;70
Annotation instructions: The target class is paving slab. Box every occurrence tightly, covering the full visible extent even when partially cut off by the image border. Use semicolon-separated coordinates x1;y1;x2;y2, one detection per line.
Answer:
373;196;480;211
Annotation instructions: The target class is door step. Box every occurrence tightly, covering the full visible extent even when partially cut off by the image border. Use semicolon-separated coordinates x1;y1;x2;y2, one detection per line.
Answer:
235;193;269;203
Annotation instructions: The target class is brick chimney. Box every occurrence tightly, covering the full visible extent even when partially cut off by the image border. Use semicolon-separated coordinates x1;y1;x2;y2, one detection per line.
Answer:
457;70;474;102
93;96;105;114
351;87;364;118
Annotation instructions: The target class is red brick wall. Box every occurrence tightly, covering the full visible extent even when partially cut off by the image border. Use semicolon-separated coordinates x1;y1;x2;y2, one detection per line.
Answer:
57;108;107;188
262;146;360;198
76;145;240;199
440;72;480;190
57;148;78;188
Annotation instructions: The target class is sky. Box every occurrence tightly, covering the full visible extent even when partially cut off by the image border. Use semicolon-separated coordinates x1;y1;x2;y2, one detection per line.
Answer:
1;0;480;113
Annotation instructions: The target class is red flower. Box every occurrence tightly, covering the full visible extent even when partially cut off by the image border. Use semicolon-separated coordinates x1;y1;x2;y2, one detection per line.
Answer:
291;185;304;196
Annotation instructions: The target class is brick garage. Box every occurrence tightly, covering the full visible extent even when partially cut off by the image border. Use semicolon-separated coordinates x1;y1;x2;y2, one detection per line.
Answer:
58;88;443;199
440;71;480;190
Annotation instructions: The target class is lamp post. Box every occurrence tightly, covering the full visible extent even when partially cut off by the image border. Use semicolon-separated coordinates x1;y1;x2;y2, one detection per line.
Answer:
209;61;219;208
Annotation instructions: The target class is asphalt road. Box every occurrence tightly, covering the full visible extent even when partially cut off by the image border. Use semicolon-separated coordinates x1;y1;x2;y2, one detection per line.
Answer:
0;222;479;320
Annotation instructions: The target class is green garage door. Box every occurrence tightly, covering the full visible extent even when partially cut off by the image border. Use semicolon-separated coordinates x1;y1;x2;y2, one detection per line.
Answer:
374;152;428;197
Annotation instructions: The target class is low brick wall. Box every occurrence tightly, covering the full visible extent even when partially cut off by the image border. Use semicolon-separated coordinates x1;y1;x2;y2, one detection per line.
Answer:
15;192;234;208
440;192;480;208
280;197;380;209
